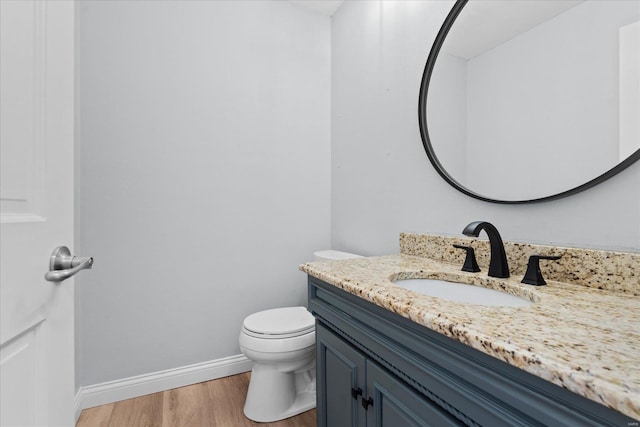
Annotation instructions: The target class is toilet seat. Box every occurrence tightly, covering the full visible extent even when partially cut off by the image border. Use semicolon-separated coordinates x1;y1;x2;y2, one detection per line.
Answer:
243;307;314;339
240;328;315;353
242;327;314;339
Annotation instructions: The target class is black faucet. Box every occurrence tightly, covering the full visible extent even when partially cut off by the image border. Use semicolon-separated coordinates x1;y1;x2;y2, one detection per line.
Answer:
462;221;509;278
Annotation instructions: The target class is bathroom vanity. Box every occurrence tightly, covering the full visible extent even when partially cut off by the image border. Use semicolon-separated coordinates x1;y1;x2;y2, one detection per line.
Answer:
301;234;639;426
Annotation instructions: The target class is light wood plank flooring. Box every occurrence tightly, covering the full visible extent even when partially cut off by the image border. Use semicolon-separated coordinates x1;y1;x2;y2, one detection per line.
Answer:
76;373;316;427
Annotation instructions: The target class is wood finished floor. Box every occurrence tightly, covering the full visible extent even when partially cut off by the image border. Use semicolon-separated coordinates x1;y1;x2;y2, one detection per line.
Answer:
76;373;316;427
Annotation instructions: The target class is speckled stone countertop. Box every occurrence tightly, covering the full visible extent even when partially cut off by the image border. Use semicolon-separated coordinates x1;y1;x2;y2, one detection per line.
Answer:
300;252;640;420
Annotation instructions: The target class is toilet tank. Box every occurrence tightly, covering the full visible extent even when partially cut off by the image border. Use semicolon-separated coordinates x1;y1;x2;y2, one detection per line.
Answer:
313;250;363;261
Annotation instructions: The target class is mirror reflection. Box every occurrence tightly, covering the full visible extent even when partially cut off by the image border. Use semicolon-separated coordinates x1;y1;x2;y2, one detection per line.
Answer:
425;0;640;201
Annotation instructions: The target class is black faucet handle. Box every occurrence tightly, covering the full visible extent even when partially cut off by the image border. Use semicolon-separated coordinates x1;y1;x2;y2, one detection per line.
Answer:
453;244;481;272
521;255;562;286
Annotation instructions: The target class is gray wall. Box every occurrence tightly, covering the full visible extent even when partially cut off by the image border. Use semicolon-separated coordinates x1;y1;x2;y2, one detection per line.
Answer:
76;0;640;392
331;0;640;256
76;0;330;387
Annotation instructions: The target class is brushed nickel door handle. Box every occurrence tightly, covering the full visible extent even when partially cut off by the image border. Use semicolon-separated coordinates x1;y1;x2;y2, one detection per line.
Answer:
44;246;93;282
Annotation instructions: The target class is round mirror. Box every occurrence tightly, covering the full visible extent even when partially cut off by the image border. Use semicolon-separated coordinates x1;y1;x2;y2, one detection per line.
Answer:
419;0;640;204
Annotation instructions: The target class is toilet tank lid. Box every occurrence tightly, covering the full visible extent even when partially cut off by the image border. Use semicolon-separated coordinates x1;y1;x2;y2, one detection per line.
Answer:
313;250;363;261
243;307;314;336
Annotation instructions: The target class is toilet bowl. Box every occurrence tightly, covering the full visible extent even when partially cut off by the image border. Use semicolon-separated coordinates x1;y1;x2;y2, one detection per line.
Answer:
239;250;362;422
239;307;316;422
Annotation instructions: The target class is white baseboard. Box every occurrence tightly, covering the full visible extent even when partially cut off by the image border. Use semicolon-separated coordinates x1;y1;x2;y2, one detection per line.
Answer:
77;354;251;413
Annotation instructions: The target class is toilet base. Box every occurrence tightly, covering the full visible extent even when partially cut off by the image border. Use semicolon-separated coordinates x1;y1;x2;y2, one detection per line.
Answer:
243;364;316;422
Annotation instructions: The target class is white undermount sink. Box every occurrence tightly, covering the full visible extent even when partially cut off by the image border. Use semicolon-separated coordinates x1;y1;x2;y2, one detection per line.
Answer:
394;278;533;307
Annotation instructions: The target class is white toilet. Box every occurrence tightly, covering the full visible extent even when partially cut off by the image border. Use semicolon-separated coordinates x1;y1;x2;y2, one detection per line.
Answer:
239;250;362;422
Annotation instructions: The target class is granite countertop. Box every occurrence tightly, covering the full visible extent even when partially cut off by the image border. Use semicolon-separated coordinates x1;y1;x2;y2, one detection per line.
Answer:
300;254;640;420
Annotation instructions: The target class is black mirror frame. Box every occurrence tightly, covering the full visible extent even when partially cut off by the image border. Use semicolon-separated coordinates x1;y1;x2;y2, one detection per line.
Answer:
418;0;640;204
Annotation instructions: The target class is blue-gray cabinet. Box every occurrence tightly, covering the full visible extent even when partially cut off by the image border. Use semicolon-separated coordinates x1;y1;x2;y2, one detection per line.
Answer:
308;276;636;426
316;321;366;427
317;322;461;426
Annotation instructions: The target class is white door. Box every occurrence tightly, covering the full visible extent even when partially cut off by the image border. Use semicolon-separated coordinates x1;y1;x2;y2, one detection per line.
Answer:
1;1;77;426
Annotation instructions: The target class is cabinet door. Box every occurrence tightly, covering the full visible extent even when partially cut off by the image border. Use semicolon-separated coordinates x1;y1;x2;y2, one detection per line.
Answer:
366;361;463;427
316;322;367;427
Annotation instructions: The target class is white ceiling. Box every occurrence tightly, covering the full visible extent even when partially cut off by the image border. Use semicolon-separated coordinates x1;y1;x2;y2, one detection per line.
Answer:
289;0;344;16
